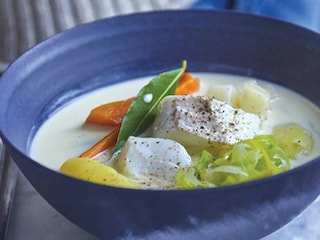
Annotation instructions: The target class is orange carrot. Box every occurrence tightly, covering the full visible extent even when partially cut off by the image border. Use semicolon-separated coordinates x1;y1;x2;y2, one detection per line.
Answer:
175;72;200;95
86;97;135;126
80;126;120;158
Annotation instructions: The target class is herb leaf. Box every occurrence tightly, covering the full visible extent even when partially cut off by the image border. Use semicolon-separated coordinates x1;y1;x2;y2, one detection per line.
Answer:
114;61;187;152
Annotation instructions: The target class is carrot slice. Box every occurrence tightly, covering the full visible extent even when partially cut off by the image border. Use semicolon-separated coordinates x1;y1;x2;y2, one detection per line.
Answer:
175;72;200;95
80;126;120;158
85;97;135;126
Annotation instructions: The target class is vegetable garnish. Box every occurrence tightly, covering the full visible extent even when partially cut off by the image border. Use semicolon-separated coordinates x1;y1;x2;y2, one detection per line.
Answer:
113;61;187;152
176;135;290;188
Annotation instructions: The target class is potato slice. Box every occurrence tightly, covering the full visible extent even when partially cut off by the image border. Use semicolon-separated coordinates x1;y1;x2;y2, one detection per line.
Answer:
60;158;139;188
207;84;239;107
240;81;271;118
273;124;314;159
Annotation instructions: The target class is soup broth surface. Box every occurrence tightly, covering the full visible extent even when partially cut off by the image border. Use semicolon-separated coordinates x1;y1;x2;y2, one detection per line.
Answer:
30;73;320;171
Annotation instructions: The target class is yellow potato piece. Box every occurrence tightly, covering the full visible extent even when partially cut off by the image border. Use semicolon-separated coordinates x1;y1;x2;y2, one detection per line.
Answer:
60;158;139;189
273;124;314;159
207;84;239;107
240;81;271;118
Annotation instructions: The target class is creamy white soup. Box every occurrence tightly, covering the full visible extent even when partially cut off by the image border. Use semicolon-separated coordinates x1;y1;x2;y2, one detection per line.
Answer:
29;73;320;188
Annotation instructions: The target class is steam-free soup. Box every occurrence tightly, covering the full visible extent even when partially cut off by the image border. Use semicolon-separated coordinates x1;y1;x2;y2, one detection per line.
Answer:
29;73;320;188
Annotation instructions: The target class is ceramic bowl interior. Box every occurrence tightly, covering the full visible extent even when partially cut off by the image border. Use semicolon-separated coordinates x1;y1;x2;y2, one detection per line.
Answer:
1;10;320;240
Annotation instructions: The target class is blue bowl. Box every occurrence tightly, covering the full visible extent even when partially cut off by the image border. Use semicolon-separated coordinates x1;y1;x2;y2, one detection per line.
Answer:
1;10;320;240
